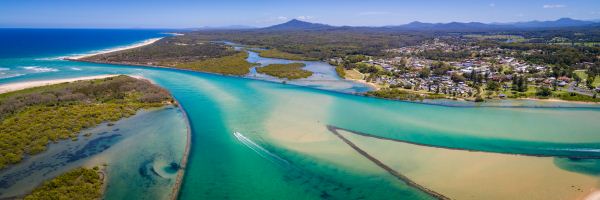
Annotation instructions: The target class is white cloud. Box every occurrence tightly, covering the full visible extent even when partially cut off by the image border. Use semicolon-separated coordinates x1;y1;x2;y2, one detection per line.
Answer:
489;3;496;7
358;11;391;16
296;16;314;20
277;16;289;21
543;4;566;9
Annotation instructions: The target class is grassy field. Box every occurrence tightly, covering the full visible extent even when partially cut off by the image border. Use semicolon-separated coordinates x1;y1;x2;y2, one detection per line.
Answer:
500;85;600;102
344;69;364;80
258;49;319;61
176;52;257;75
256;63;313;80
574;70;600;87
0;76;172;169
25;167;103;200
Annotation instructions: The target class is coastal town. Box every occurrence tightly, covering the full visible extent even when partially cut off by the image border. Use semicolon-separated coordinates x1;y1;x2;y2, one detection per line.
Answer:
330;38;600;102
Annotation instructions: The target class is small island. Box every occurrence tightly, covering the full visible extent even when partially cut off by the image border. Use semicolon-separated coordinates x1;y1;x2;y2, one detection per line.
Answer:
24;167;104;200
176;51;257;75
256;63;313;80
0;75;173;169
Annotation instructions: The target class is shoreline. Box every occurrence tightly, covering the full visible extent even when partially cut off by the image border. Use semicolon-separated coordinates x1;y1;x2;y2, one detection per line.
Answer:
169;97;192;200
101;74;191;199
65;37;163;60
327;126;450;200
0;74;118;94
65;59;600;109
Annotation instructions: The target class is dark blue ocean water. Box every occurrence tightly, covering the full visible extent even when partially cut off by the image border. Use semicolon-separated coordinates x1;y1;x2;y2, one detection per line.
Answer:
0;29;168;58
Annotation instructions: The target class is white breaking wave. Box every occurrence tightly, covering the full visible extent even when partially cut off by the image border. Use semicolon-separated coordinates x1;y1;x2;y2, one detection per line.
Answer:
233;132;290;165
35;56;68;61
71;67;82;71
0;68;9;71
0;73;25;79
22;66;59;72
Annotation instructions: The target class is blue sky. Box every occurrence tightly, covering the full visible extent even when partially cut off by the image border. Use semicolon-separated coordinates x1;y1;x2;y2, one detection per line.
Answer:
1;0;599;28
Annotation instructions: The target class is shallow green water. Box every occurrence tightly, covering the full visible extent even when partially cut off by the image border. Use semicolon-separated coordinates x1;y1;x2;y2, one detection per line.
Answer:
0;107;187;199
2;47;600;199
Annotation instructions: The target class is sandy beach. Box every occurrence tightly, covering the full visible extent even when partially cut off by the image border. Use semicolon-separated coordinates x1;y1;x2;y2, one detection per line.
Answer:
66;37;163;60
0;74;118;94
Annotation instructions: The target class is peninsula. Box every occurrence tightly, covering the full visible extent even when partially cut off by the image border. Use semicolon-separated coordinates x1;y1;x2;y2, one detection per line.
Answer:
0;75;173;169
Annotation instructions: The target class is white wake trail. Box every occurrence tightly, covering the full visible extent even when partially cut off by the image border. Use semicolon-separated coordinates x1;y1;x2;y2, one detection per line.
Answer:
233;132;290;166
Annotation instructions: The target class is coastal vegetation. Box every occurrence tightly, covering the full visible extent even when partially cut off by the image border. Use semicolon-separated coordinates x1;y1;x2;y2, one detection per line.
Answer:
176;51;257;75
24;167;103;200
81;37;236;66
335;66;346;78
0;75;172;169
256;63;313;80
366;88;445;101
185;30;430;59
79;36;257;76
257;49;318;61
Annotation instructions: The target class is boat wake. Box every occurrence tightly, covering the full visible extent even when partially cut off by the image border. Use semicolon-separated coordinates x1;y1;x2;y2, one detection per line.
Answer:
233;132;290;166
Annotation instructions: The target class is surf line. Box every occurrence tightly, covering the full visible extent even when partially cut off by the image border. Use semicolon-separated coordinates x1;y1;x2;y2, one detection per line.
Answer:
326;125;451;200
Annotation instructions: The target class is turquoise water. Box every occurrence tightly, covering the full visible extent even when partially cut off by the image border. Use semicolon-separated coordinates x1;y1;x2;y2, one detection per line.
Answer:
0;107;187;199
2;30;600;199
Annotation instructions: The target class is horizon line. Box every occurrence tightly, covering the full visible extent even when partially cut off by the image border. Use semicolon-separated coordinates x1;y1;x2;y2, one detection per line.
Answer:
1;17;598;30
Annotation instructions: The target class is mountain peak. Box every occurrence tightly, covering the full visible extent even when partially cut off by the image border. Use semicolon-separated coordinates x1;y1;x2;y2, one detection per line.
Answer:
264;19;334;30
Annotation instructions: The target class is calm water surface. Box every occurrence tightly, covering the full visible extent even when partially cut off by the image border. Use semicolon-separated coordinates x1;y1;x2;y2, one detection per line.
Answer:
1;29;600;199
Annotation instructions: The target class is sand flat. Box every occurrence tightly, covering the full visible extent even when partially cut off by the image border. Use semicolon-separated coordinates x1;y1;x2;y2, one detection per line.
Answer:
0;74;118;94
339;129;600;200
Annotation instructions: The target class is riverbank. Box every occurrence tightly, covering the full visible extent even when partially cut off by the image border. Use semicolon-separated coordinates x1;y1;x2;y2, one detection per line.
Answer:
0;74;117;94
65;37;163;60
169;97;192;200
105;74;191;200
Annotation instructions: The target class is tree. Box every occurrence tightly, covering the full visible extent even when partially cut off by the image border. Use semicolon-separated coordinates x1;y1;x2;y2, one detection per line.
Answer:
573;74;582;87
536;86;553;96
512;75;528;92
587;77;595;90
419;68;431;78
486;81;501;91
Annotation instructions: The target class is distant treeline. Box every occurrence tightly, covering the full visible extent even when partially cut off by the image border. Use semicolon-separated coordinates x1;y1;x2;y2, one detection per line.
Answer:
185;30;433;59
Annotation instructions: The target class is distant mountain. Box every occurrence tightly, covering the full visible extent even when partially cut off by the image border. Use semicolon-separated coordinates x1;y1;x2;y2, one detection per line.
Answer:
391;21;507;31
239;18;598;32
511;18;595;28
387;18;596;31
263;19;335;31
